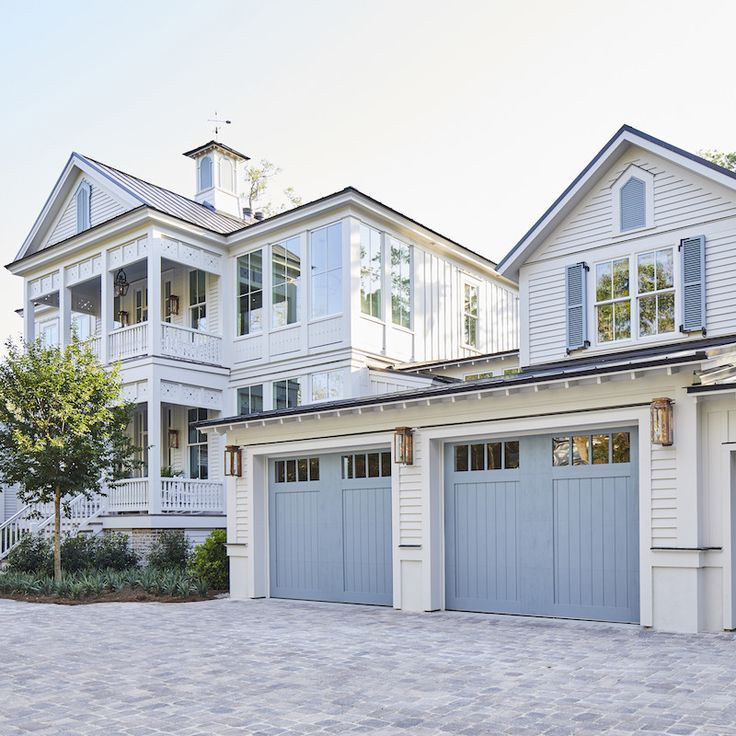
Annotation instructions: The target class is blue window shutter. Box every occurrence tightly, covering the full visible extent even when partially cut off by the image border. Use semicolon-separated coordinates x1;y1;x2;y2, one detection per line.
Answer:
566;262;588;352
680;235;706;333
620;177;646;231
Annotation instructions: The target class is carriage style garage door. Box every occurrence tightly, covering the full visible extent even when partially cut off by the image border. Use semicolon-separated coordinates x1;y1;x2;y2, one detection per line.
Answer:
269;450;393;605
445;430;639;623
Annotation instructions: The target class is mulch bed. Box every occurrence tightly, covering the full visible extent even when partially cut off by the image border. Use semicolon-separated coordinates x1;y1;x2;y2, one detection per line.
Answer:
0;590;217;605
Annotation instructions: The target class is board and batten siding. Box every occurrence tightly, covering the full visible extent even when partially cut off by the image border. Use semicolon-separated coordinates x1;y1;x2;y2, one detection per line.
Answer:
47;181;127;247
523;147;736;366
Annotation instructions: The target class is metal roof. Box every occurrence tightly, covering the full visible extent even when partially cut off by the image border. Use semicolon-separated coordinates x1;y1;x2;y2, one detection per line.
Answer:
81;154;248;235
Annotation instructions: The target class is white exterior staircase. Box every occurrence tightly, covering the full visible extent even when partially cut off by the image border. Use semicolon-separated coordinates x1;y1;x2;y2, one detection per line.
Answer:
0;493;106;560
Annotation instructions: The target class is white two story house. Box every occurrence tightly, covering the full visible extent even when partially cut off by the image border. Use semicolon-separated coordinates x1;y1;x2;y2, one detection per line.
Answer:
204;125;736;634
1;140;518;556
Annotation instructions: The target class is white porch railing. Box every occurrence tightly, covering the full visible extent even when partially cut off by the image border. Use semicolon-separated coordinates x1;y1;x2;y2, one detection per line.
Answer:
90;336;102;361
108;323;149;361
160;323;222;364
106;478;150;512
160;479;224;513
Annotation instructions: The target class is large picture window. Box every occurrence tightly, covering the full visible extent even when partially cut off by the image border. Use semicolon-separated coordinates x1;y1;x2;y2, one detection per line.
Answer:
188;408;208;480
595;258;630;343
310;223;342;318
637;248;675;337
360;224;382;318
237;249;263;335
189;270;207;331
463;282;479;348
390;237;412;328
272;237;301;327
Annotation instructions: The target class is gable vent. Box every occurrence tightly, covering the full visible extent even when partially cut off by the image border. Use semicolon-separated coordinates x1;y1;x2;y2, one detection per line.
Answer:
620;176;646;231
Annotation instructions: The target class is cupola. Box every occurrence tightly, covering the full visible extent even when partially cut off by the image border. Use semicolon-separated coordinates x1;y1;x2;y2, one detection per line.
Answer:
182;141;250;218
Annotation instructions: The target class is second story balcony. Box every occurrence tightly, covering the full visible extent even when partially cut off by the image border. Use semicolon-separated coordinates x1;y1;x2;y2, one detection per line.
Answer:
24;238;225;367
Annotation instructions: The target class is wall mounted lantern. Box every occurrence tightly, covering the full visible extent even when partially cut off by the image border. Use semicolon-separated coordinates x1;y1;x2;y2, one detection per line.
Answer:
224;445;243;477
393;427;414;465
165;294;180;317
114;268;130;297
650;397;674;446
168;429;180;449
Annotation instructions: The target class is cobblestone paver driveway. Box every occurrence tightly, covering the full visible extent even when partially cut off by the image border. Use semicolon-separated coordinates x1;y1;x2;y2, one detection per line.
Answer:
2;598;736;735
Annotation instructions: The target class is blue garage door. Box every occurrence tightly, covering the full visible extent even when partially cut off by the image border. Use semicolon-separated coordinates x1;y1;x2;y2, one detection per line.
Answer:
445;429;639;623
269;451;393;605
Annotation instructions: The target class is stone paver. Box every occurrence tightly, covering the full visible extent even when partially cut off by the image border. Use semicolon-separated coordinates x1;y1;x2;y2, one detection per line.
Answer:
1;598;735;735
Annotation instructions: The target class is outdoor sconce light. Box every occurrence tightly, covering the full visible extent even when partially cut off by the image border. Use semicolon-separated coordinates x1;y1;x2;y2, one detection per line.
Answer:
165;294;180;317
168;429;180;449
224;445;243;477
650;397;674;446
114;268;130;297
393;427;414;465
117;310;129;328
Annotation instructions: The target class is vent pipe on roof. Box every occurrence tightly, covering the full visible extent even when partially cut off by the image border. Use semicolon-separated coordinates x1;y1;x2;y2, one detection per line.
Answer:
254;211;264;221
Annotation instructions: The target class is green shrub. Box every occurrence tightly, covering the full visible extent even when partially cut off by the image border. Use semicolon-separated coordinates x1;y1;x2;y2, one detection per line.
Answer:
6;534;52;575
59;534;98;573
147;530;191;570
95;533;139;571
190;529;228;590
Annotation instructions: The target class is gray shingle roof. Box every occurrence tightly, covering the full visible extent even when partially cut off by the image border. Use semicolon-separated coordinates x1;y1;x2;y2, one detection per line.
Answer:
81;154;247;235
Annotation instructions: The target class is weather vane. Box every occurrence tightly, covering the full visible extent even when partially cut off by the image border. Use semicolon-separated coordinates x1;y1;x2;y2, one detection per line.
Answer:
208;112;231;140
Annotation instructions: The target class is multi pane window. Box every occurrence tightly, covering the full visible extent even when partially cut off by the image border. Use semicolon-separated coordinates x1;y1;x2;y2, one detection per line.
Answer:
272;237;301;327
311;371;344;403
237;384;264;415
273;378;302;409
310;223;342;318
274;457;320;483
187;408;208;480
595;258;630;343
453;441;520;472
552;432;630;466
360;224;382;318
237;249;264;335
390;237;411;328
463;282;479;348
134;287;148;324
133;408;148;478
342;451;392;479
638;249;675;336
189;270;207;331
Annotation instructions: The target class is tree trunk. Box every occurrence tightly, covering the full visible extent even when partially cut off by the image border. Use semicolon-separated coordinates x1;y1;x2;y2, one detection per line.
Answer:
53;487;62;582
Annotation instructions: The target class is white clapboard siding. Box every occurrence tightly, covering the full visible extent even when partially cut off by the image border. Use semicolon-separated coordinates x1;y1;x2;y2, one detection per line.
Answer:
1;485;19;523
206;273;220;334
397;439;423;546
234;454;249;544
703;229;736;335
47;182;127;247
527;268;566;365
651;444;678;546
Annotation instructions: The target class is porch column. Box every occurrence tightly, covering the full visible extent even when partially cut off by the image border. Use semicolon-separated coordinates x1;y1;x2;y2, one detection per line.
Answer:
23;280;35;345
147;242;162;357
59;269;71;348
100;253;112;364
147;389;162;515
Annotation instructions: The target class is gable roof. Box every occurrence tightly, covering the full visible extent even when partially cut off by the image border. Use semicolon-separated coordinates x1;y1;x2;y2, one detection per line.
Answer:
497;124;736;280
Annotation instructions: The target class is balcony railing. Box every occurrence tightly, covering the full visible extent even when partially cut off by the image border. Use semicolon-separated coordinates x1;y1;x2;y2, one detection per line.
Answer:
161;479;224;513
106;478;150;512
108;323;149;361
160;323;222;365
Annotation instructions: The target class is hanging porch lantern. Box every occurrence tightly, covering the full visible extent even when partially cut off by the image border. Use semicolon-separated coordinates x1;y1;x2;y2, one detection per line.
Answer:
393;427;414;465
224;445;243;477
650;398;674;446
114;268;130;297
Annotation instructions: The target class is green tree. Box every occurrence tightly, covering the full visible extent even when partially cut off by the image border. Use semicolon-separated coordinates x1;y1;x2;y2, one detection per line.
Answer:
698;149;736;172
245;159;302;216
0;337;139;581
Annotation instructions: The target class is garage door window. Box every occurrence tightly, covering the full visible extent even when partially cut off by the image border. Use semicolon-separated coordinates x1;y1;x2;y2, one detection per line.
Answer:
274;457;320;483
552;432;630;466
453;441;520;472
342;451;392;479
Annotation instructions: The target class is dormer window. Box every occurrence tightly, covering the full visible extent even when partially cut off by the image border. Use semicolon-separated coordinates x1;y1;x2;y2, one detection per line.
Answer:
75;181;91;233
611;165;654;235
199;155;213;190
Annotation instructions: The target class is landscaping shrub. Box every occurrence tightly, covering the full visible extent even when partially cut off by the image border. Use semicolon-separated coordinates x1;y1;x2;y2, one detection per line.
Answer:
189;529;228;590
6;534;52;575
94;532;139;571
147;530;192;570
58;534;98;573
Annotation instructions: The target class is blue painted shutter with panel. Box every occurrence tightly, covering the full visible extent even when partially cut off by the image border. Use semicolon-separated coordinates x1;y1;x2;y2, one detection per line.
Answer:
680;235;706;333
566;262;588;352
620;177;646;231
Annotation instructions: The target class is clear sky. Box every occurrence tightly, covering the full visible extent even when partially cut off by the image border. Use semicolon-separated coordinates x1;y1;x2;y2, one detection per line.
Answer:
1;0;735;345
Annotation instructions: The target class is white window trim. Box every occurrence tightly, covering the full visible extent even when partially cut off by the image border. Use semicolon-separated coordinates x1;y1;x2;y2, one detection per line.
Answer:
591;246;680;348
309;222;344;320
188;269;207;332
461;276;481;350
611;164;655;237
